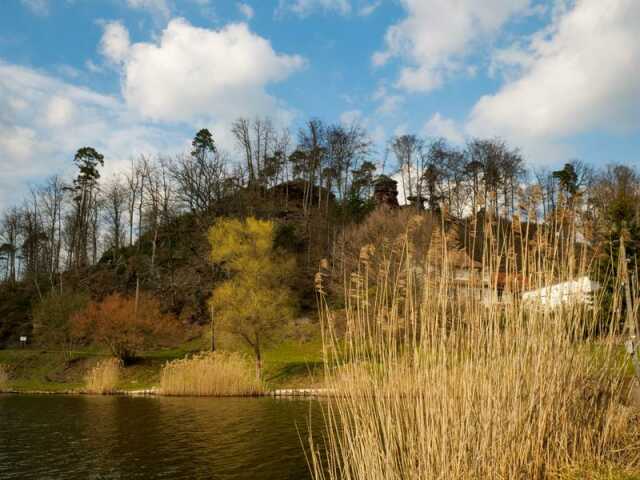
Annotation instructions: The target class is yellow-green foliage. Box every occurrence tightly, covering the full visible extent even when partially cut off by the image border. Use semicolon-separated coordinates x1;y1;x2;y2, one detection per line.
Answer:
0;364;9;391
84;358;121;394
208;217;295;377
160;352;264;396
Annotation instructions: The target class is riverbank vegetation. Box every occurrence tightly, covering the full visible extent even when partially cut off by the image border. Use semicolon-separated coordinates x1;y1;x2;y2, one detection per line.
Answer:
0;336;323;393
160;352;264;396
70;293;181;363
208;217;296;379
83;357;121;394
310;218;640;479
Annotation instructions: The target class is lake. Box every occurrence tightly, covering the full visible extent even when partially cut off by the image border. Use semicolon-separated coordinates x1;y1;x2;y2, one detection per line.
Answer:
0;395;323;479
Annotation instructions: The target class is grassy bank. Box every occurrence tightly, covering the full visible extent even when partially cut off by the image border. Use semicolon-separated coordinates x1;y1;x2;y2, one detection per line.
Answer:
0;336;323;393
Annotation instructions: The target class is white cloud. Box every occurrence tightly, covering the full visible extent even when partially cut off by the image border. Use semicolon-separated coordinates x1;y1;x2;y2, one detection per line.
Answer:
375;0;532;92
44;96;75;127
467;0;640;145
0;126;40;161
488;43;534;80
20;0;49;16
358;0;381;16
424;113;465;145
106;19;305;125
376;94;404;115
237;2;255;19
372;84;404;115
85;59;104;74
126;0;171;19
340;109;363;125
0;61;187;209
278;0;351;17
100;21;131;65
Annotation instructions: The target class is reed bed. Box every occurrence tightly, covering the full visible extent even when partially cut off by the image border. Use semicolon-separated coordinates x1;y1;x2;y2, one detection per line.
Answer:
160;352;264;396
84;358;121;394
0;364;9;391
310;216;640;479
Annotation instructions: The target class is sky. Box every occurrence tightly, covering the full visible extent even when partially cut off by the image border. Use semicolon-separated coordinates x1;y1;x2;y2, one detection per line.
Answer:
1;0;639;209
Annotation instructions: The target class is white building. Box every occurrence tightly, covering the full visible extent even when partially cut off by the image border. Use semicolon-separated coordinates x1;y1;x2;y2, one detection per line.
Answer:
521;276;600;308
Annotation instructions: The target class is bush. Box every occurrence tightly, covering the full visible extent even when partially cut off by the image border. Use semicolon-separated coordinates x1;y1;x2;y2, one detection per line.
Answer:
71;293;180;362
160;352;264;396
84;358;121;394
32;290;89;355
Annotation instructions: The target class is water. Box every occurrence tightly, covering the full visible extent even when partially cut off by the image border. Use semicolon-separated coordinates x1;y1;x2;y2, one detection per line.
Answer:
0;395;323;479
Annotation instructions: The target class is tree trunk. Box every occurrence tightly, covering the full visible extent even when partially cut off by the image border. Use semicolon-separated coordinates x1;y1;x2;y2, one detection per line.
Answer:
254;344;262;381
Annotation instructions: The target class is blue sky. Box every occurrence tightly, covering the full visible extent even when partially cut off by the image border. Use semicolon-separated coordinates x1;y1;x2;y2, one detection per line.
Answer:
1;0;639;208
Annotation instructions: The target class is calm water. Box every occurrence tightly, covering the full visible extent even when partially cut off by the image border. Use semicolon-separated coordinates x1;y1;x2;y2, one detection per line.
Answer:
0;395;324;479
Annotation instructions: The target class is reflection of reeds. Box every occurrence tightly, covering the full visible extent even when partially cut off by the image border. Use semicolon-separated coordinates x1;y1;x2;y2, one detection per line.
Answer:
160;352;264;397
0;364;9;391
311;221;639;479
84;358;121;395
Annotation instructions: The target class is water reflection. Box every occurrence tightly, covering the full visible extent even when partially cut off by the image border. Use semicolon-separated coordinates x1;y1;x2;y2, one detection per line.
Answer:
0;395;322;479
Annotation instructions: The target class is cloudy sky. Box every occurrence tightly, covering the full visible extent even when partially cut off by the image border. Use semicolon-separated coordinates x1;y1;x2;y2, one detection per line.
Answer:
1;0;639;208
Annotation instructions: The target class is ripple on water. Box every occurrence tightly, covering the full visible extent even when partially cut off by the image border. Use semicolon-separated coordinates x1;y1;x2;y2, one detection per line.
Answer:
0;395;324;480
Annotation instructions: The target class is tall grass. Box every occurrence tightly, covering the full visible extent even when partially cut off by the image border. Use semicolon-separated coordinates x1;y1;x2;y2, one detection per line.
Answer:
310;214;640;479
84;358;121;394
160;352;264;396
0;364;9;391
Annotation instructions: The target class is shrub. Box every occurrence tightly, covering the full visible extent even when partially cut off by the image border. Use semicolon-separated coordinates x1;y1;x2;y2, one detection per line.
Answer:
0;364;9;391
160;352;264;396
84;358;121;394
71;293;180;362
32;290;89;356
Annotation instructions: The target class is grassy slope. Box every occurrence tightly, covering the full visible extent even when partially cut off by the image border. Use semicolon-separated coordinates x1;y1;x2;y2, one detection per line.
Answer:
0;336;323;393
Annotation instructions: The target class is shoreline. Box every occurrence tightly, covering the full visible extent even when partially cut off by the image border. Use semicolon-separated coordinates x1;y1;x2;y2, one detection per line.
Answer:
0;387;331;398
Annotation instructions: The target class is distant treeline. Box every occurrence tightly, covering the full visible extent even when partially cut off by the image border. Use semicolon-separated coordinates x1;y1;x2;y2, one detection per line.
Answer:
0;116;638;312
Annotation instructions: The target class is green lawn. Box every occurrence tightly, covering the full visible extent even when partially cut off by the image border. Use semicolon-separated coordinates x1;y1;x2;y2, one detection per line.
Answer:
0;334;324;393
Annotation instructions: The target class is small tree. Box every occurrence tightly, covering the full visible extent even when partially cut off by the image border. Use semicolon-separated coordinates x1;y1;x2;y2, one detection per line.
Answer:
33;290;89;359
208;217;295;379
71;293;179;363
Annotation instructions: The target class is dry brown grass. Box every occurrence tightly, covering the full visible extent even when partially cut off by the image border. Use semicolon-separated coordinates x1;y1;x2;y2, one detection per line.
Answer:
0;364;9;391
160;352;264;396
310;217;640;479
84;358;121;394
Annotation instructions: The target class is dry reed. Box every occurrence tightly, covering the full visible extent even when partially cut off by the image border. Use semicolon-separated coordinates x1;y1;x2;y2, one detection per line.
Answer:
310;215;640;479
84;358;121;394
0;364;9;391
160;352;264;396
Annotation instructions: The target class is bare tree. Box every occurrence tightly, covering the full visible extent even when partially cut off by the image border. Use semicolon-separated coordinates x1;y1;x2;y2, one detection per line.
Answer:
0;208;21;283
170;141;229;213
66;147;104;270
231;117;280;186
125;157;142;247
392;135;426;204
38;175;65;286
326;123;372;202
103;175;128;260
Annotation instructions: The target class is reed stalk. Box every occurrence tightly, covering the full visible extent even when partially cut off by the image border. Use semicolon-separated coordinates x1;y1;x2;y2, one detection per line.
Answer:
84;358;121;394
160;352;264;396
310;216;639;479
